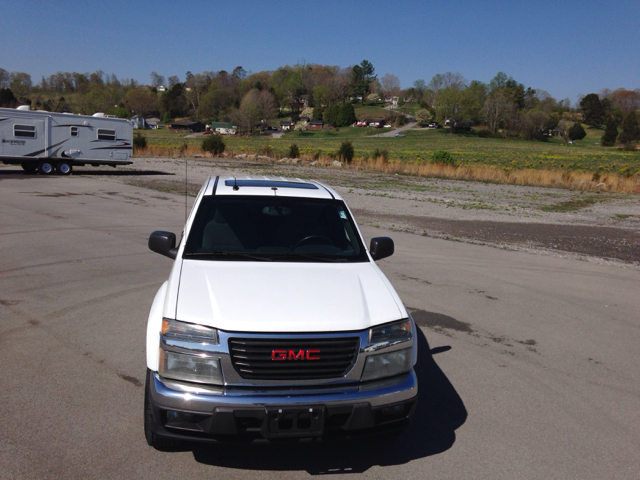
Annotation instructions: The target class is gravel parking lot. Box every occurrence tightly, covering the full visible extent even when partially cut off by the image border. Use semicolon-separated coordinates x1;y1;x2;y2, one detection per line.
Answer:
2;170;639;478
66;156;640;266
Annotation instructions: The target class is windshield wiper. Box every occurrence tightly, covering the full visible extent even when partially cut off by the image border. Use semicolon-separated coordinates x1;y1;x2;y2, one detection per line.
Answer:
184;251;273;262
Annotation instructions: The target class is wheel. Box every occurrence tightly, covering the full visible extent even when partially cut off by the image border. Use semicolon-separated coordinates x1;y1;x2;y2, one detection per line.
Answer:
56;162;72;175
144;369;181;449
38;161;54;174
21;162;37;173
294;235;335;249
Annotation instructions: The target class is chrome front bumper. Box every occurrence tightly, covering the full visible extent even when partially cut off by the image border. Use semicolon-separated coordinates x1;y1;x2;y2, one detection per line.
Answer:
149;369;417;440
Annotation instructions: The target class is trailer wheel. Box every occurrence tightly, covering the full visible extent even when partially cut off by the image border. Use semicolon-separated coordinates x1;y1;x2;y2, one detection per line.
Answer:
38;161;54;174
57;162;72;175
21;162;37;173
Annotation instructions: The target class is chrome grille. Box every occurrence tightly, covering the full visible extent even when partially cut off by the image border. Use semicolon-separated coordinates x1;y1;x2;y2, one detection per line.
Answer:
228;337;360;380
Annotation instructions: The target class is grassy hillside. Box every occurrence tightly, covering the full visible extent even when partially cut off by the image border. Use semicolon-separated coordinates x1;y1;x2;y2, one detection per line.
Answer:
141;127;639;176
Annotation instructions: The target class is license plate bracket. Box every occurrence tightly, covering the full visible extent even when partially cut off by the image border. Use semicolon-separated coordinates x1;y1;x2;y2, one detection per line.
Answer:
263;405;325;438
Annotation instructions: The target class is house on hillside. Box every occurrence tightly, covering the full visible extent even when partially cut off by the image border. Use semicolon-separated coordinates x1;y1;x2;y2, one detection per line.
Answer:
308;119;324;130
145;117;162;129
170;120;205;132
131;115;162;129
279;121;294;131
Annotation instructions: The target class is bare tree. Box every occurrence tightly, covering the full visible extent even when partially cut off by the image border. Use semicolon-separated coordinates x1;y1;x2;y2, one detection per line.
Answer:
484;91;514;133
256;90;279;121
150;71;165;87
126;89;157;117
167;75;180;87
0;68;9;88
381;73;400;96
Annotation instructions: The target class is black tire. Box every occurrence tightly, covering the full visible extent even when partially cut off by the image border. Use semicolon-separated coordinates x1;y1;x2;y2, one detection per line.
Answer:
144;369;181;449
56;162;72;175
38;161;54;174
21;162;37;173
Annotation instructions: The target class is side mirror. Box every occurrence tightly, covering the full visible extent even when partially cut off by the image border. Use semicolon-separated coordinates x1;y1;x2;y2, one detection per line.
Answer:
369;237;394;261
149;231;178;259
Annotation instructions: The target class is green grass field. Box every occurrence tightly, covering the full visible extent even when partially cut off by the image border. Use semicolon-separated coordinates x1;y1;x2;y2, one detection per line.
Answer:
142;126;639;176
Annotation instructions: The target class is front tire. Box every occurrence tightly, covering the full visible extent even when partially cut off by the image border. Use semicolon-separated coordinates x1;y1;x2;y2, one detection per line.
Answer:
144;369;181;449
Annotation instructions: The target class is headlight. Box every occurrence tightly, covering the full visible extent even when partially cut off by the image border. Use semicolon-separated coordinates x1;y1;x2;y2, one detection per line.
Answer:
159;350;223;384
159;319;222;384
369;319;412;343
361;348;412;382
162;318;218;344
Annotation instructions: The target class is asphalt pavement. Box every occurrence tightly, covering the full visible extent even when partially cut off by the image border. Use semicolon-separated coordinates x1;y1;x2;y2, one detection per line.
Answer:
1;173;638;478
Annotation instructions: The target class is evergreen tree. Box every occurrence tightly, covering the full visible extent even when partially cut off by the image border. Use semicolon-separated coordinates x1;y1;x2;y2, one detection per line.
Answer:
337;103;357;127
579;93;604;127
568;122;586;141
601;117;619;147
618;111;639;148
323;104;340;126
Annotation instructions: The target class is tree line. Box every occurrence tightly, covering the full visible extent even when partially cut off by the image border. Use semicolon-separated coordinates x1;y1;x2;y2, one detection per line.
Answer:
1;63;638;145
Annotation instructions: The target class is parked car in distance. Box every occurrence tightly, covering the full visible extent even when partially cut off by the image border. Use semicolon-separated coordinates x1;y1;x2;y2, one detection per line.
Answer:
394;133;406;137
203;129;213;135
428;123;441;129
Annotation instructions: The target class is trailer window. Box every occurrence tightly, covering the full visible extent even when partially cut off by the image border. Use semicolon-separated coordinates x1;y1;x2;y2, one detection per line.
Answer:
97;129;116;141
71;126;78;137
14;125;36;138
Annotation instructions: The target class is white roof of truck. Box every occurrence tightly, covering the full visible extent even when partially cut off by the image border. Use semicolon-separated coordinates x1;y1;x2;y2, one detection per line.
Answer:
203;176;342;200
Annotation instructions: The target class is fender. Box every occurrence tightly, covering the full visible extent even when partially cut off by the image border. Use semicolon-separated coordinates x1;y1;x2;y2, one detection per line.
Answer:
146;281;168;370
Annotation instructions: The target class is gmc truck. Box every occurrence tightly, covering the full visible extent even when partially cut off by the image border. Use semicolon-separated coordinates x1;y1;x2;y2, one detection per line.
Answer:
145;176;418;447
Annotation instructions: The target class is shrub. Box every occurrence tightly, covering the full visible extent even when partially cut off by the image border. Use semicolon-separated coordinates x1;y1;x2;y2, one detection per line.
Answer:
601;117;619;147
431;149;456;166
133;132;147;149
478;130;491;138
201;135;225;155
288;143;300;158
373;148;389;161
618;111;639;149
568;122;586;141
338;141;354;163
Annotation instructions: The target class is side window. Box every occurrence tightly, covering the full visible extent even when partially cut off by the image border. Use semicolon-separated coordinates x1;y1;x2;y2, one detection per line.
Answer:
14;125;36;138
71;126;78;137
97;129;116;141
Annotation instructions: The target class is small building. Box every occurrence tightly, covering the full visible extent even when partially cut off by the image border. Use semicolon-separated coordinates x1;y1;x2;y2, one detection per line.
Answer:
279;121;294;131
170;120;205;132
308;119;324;130
145;117;162;129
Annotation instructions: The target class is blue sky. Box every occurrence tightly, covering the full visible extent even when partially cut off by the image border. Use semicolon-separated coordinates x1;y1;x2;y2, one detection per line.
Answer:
1;0;638;105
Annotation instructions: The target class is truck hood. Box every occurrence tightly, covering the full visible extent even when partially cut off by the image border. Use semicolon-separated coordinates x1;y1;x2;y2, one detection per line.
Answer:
174;260;405;333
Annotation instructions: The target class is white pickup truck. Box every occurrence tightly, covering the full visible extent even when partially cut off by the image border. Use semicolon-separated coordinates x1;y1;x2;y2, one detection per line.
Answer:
145;176;418;447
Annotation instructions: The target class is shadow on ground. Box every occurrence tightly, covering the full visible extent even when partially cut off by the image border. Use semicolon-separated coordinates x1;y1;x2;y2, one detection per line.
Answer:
0;169;173;177
184;327;467;474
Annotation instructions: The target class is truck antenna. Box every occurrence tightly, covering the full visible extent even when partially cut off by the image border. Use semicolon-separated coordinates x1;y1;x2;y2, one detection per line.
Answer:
185;157;188;222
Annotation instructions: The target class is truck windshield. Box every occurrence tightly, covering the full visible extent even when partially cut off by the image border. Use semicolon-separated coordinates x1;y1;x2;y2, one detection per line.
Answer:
183;196;368;262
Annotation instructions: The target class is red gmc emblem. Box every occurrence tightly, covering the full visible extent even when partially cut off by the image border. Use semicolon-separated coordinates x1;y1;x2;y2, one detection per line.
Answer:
272;349;320;360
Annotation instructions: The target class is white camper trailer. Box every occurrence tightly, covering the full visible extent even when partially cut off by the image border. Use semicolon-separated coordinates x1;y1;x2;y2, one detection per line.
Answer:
0;107;133;174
